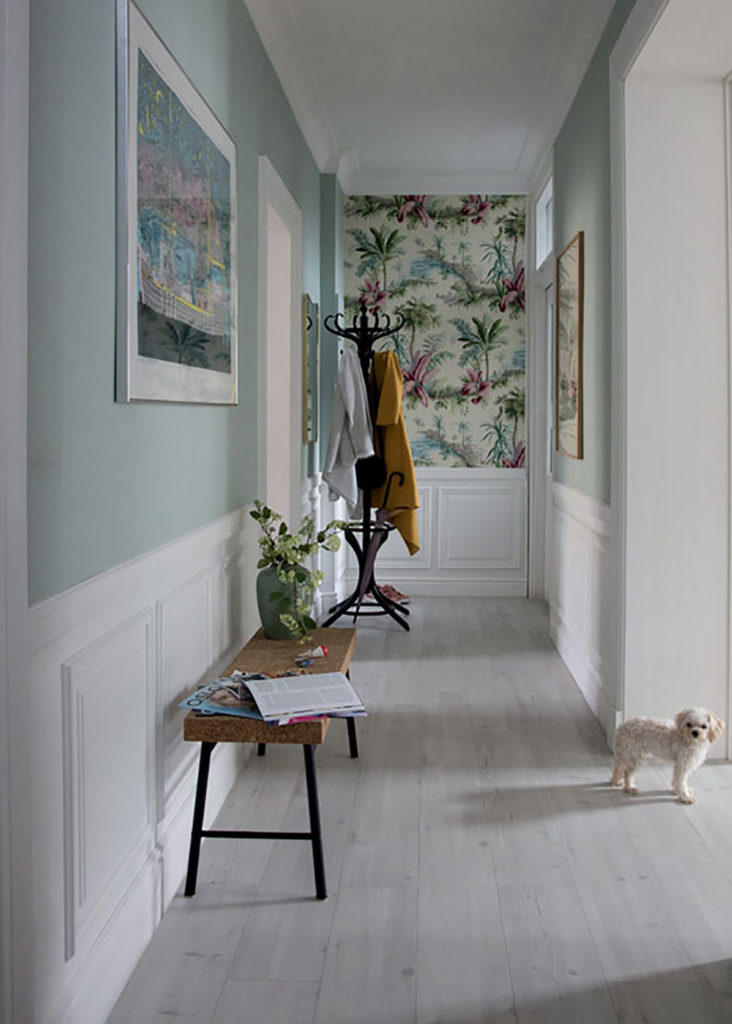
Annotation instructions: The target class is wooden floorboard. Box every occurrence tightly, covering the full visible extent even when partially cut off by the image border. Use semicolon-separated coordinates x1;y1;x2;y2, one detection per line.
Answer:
107;598;732;1024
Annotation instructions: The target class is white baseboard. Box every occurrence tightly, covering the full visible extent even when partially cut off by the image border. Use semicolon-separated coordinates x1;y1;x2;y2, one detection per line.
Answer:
26;507;259;1024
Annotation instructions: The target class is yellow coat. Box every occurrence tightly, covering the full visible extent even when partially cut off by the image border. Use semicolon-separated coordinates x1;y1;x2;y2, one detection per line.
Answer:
370;352;420;555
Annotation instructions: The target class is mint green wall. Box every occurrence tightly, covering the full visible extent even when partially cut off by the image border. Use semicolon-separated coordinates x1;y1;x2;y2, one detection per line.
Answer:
28;0;328;603
553;0;635;503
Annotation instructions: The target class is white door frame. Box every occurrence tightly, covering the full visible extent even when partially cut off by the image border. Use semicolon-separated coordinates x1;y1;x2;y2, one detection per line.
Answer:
0;0;30;1020
257;155;303;527
608;0;668;734
527;154;554;599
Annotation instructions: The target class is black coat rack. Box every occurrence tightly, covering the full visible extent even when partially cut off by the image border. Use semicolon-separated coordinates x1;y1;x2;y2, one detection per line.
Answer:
321;309;410;631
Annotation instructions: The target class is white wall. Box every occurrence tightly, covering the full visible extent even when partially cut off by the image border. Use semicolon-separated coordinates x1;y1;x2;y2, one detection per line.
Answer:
24;509;260;1024
344;468;528;597
548;482;614;734
624;73;729;735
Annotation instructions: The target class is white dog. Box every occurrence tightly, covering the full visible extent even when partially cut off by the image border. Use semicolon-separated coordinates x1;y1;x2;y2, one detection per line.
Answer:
611;708;724;804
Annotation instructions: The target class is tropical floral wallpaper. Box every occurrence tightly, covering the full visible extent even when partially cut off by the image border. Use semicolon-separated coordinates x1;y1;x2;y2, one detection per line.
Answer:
343;194;526;468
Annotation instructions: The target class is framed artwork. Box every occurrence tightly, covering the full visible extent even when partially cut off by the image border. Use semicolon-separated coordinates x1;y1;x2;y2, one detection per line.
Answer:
555;230;584;459
115;1;238;403
302;294;319;443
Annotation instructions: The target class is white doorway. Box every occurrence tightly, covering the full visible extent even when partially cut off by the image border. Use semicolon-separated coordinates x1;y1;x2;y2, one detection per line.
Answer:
528;166;554;599
611;0;731;751
257;156;302;527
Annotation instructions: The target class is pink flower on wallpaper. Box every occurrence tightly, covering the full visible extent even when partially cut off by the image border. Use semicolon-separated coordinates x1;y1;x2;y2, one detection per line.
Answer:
502;442;526;468
402;352;438;406
358;278;387;312
460;366;491;404
499;261;525;311
396;195;430;227
460;194;492;224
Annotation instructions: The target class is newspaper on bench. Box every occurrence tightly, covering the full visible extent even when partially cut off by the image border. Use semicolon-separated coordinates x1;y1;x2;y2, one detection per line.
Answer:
244;671;365;722
179;670;366;725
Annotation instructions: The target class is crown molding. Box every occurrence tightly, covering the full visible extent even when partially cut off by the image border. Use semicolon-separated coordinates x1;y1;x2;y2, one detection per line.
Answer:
243;0;339;173
346;171;530;197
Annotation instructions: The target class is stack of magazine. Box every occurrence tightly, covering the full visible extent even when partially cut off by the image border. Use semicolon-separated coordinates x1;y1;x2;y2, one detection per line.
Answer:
180;670;366;726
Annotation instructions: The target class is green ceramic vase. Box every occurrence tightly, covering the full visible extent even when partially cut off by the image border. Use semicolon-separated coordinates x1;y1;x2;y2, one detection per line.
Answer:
256;565;311;639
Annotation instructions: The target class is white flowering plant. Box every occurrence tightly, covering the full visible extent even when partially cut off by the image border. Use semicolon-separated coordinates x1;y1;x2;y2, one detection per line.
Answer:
250;500;346;637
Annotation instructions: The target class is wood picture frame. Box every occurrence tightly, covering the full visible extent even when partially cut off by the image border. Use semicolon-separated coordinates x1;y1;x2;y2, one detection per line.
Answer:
555;230;584;459
302;294;319;443
115;1;238;404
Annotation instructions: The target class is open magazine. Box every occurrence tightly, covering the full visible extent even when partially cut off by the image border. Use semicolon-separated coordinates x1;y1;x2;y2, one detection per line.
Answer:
180;670;366;725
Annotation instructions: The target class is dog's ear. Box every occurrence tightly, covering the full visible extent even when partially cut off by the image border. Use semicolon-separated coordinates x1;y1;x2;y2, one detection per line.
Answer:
708;713;725;743
674;710;690;734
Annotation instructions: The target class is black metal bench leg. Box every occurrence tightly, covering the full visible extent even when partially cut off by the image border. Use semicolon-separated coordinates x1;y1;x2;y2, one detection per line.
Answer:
257;743;266;756
345;671;359;758
184;741;216;896
346;718;359;759
303;744;327;899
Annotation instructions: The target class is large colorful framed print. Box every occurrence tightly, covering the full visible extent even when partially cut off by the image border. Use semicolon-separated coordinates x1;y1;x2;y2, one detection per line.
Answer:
116;2;238;403
555;230;584;459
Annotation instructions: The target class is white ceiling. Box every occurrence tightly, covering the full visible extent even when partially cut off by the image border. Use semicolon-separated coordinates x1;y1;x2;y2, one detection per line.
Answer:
244;0;615;194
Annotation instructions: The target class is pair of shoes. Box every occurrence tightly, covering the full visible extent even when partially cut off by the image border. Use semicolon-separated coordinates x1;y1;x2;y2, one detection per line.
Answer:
380;584;410;604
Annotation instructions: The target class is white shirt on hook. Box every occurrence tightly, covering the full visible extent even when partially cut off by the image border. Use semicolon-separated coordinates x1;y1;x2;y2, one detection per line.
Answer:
323;347;374;517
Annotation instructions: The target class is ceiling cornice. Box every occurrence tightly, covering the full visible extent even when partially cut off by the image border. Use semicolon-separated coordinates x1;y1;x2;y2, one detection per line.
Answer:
348;171;530;198
243;0;339;174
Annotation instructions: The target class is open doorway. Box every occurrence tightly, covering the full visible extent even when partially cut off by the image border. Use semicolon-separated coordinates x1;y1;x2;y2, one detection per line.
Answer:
528;168;554;599
613;0;731;754
257;156;302;527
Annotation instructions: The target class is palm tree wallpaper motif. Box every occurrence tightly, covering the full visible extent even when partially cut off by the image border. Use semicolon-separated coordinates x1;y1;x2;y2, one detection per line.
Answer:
344;194;526;467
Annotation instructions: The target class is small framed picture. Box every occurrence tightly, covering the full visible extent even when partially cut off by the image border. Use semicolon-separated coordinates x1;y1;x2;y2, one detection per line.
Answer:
302;294;319;443
555;230;584;459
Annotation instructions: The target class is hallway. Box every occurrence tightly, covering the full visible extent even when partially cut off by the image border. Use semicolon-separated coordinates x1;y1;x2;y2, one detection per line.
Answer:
108;598;732;1023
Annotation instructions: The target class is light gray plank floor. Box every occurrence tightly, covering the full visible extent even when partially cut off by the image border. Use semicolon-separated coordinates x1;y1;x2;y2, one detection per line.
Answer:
107;598;732;1024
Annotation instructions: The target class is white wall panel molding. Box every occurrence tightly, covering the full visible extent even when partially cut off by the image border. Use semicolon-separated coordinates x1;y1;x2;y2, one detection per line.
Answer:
28;507;250;656
377;487;433;572
548;481;614;737
61;611;156;962
551;479;611;540
439;486;523;571
158;569;214;810
26;507;256;1024
345;468;527;596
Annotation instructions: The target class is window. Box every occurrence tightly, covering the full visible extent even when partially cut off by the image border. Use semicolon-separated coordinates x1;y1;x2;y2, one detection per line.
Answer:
535;177;553;270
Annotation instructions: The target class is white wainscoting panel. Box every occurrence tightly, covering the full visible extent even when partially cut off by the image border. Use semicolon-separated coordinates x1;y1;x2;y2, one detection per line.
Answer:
548;481;614;736
159;570;213;809
61;610;155;962
345;468;527;596
27;508;260;1024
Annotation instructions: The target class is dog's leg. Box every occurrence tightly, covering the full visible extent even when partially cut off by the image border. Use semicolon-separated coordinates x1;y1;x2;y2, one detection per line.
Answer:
610;760;624;787
623;762;640;795
673;765;695;804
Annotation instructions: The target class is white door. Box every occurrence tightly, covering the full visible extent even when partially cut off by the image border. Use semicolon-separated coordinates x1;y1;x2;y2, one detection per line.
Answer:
257;157;302;528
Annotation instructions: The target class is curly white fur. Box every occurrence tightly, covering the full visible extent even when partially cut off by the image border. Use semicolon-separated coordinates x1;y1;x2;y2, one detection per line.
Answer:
610;707;724;804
